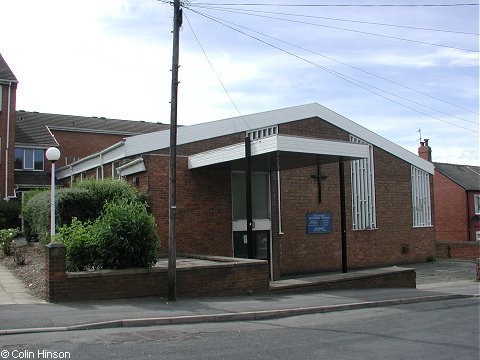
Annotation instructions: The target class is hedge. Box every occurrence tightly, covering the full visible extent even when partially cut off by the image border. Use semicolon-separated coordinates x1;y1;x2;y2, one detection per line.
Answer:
57;198;160;271
22;179;151;245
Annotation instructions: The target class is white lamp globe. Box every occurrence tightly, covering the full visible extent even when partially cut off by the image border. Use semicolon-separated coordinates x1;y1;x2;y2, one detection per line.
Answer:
45;147;61;162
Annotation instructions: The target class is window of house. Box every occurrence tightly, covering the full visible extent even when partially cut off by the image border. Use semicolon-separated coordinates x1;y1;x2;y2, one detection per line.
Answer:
350;136;377;230
14;148;44;171
474;194;480;215
411;166;432;227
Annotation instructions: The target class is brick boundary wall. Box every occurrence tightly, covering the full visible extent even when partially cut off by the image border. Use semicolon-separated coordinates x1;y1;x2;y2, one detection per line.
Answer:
436;241;480;260
269;267;416;295
45;243;269;302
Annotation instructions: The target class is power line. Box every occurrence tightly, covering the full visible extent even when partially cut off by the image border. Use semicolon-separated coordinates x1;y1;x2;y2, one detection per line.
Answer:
191;3;479;8
194;11;478;121
186;8;478;133
188;6;479;53
183;12;250;129
190;4;479;35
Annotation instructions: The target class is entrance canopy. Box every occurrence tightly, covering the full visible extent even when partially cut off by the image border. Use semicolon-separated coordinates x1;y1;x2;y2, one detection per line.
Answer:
188;134;370;171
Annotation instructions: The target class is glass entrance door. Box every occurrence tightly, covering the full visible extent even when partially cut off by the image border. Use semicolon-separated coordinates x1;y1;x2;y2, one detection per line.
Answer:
231;172;271;261
233;231;269;260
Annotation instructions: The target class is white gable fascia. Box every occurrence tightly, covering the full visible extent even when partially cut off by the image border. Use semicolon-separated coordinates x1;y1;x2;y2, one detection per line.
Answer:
188;135;370;169
116;158;146;177
125;103;433;174
56;141;126;179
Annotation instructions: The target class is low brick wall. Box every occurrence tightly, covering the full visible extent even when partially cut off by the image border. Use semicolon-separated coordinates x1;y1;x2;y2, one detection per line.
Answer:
436;241;480;260
269;267;416;294
45;243;269;302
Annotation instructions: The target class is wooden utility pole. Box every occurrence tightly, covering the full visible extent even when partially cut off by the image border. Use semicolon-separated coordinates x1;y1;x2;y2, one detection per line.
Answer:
168;0;181;301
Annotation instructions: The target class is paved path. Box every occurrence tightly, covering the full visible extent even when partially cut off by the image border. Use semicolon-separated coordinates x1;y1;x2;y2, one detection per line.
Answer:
0;264;45;305
0;259;477;335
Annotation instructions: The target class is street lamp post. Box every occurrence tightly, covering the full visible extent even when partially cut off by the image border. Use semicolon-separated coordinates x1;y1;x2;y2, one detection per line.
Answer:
45;147;61;242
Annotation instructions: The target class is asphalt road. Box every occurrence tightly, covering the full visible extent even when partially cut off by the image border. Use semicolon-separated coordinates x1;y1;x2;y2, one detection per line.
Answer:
1;297;478;360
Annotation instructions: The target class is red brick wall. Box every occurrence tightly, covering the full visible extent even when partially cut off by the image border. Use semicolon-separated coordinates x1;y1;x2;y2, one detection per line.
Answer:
272;119;435;277
45;243;269;301
436;241;480;260
47;130;126;170
434;170;469;241
139;155;233;257
0;82;17;198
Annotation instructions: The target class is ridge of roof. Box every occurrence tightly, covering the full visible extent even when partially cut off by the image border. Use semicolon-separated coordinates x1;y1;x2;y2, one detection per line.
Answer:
15;110;169;147
0;53;18;82
125;103;434;174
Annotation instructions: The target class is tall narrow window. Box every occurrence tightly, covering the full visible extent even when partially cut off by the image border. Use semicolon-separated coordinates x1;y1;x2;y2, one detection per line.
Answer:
474;194;480;215
411;166;432;227
350;136;377;230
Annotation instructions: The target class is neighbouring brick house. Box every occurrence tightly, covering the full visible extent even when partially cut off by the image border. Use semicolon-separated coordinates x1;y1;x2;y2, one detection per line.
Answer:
0;53;17;200
57;103;436;280
13;111;168;196
418;140;479;259
0;53;169;202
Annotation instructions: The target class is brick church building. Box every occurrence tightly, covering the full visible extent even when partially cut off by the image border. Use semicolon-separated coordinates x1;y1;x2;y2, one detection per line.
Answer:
2;53;436;279
56;103;435;280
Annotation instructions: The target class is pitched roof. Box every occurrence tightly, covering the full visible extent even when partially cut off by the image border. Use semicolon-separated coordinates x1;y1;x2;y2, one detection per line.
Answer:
57;103;435;179
434;162;480;191
125;103;434;174
0;53;18;82
15;111;169;147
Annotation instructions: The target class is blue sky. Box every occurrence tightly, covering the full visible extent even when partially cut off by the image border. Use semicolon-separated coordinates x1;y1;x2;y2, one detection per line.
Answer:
0;0;478;164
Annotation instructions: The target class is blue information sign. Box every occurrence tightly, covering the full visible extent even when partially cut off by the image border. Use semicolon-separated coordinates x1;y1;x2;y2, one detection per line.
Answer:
307;212;332;234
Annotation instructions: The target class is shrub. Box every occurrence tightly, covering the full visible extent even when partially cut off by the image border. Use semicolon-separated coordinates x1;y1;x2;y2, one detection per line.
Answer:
0;200;21;230
56;188;99;225
22;179;151;245
56;218;98;271
0;228;19;256
94;198;159;269
74;178;148;206
22;190;50;244
57;198;160;271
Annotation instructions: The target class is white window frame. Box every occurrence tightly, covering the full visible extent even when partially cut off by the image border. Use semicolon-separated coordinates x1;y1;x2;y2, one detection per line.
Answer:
350;136;377;230
14;147;44;171
411;166;432;227
474;194;480;215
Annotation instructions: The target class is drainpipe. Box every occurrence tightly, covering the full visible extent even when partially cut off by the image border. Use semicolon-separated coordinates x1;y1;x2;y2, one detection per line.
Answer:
466;191;472;241
4;81;12;200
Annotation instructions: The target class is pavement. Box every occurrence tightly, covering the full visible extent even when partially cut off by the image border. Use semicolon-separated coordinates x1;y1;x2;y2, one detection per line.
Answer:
0;259;478;335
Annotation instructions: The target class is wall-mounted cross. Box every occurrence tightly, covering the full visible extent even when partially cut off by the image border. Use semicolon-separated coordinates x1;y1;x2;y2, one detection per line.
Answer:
311;163;328;203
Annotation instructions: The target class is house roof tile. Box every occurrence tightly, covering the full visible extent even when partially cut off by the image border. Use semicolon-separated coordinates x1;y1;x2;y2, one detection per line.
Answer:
434;162;480;191
15;111;169;147
0;53;18;82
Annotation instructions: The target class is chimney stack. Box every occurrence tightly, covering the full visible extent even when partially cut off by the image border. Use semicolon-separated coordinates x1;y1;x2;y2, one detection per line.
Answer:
418;138;432;162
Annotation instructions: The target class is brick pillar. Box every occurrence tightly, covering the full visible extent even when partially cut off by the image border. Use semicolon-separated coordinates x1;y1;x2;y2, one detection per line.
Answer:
45;243;67;302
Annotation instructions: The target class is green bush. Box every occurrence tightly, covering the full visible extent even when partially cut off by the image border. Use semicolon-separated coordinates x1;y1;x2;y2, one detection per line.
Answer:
56;188;99;225
0;200;21;230
0;228;19;256
57;198;160;271
56;218;98;271
22;190;51;243
22;179;151;245
74;179;148;207
94;198;159;269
